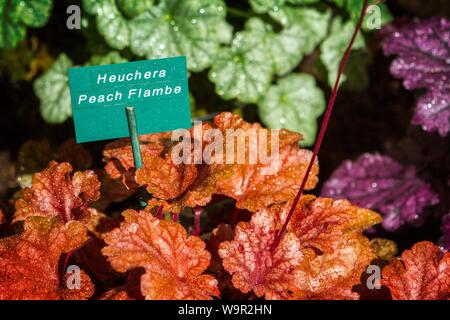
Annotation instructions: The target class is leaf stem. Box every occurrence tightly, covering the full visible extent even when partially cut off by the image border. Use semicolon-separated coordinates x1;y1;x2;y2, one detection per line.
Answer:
193;206;203;236
157;205;163;220
270;0;370;252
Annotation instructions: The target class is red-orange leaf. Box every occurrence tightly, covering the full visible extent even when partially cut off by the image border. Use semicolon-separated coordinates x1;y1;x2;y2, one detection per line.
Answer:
219;211;302;300
103;133;169;188
269;196;381;299
14;161;100;223
102;210;219;300
382;241;450;300
292;234;375;300
279;195;382;253
0;217;93;300
135;150;198;200
146;112;318;213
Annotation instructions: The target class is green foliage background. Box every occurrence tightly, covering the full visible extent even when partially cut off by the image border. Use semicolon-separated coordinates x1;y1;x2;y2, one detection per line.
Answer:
0;0;392;146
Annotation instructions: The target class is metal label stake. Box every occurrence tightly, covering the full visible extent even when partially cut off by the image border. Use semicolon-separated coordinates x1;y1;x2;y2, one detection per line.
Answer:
125;106;143;169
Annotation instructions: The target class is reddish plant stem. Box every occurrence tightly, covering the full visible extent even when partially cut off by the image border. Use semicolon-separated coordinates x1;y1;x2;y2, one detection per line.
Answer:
172;213;179;222
193;206;203;236
270;0;369;252
157;205;163;220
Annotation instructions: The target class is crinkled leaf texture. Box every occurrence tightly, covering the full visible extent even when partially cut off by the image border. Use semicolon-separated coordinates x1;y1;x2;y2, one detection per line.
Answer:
0;0;53;48
103;131;174;189
280;196;381;299
259;73;326;146
382;241;450;300
208;22;273;103
209;7;329;102
383;17;450;136
15;161;100;223
321;153;439;231
320;17;368;89
219;195;381;300
219;210;302;300
33;53;73;124
0;217;93;299
105;112;318;213
34;52;127;124
84;0;231;72
102;209;219;300
129;0;231;72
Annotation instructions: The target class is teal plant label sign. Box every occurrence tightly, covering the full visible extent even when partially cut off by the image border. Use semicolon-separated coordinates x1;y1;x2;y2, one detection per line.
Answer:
68;56;191;143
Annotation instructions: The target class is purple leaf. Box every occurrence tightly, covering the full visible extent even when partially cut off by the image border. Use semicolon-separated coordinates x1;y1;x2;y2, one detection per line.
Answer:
321;153;439;231
413;85;450;137
383;17;450;136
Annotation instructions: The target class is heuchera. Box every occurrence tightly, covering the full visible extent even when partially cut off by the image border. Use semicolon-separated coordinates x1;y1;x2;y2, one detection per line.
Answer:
383;17;450;137
321;153;439;231
1;2;448;300
0;113;448;300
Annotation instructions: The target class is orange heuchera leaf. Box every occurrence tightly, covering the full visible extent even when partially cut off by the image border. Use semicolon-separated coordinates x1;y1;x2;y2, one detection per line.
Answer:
14;161;100;223
382;241;450;300
198;113;318;212
219;211;302;300
292;235;375;300
135;149;198;200
135;122;214;199
263;196;380;299
145;112;318;213
0;217;93;299
103;133;169;188
102;209;219;300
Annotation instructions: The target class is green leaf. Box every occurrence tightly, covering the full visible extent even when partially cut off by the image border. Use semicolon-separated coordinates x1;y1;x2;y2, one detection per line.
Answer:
320;17;367;88
287;0;319;4
249;0;319;13
258;73;325;146
209;8;330;103
268;7;331;74
249;0;285;13
208;25;273;103
331;0;392;30
34;52;127;124
33;54;73;124
116;0;154;18
84;51;127;66
129;0;232;72
83;0;131;50
0;0;52;48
